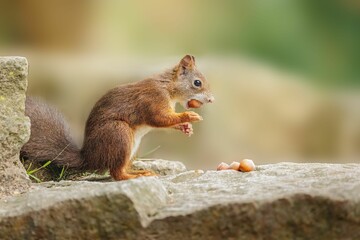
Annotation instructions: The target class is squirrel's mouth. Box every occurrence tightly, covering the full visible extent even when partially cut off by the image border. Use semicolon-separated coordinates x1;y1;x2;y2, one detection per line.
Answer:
183;94;214;109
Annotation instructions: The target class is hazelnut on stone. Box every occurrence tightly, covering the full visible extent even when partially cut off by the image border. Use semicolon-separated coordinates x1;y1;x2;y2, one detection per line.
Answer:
229;161;240;170
239;159;256;172
188;99;203;108
217;162;230;171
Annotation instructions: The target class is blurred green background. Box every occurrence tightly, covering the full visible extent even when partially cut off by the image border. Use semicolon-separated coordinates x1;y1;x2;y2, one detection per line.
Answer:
1;0;359;169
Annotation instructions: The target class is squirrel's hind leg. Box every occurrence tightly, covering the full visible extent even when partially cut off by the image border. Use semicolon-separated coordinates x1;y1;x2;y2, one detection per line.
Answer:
111;164;156;180
110;162;156;180
107;121;155;180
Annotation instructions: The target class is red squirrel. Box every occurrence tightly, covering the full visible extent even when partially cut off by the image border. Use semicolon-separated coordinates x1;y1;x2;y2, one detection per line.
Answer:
21;55;214;180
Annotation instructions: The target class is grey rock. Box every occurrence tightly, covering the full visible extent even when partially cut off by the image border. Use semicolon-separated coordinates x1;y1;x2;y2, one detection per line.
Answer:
1;162;360;239
133;159;187;176
0;57;31;198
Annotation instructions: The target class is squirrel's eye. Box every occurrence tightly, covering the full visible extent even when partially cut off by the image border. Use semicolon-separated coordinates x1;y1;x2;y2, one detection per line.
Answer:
193;80;202;87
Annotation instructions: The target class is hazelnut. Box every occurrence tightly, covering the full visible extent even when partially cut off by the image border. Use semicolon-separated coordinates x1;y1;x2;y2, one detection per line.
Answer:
239;159;256;172
217;162;230;171
188;99;203;108
229;161;240;170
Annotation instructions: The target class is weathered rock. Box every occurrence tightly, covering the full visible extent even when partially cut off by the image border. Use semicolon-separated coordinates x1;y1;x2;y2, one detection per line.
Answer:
1;162;360;239
133;159;187;176
0;57;31;198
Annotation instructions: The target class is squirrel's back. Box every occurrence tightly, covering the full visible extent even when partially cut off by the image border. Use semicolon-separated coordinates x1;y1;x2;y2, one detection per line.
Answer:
21;97;83;168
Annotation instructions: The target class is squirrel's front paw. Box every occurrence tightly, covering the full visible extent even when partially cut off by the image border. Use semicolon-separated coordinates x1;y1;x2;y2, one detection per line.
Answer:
174;122;193;136
183;111;203;122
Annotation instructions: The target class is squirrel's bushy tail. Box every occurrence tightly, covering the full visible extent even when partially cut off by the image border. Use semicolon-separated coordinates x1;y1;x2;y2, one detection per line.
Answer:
21;97;84;169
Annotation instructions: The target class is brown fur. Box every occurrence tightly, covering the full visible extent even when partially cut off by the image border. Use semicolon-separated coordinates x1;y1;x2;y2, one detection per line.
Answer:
21;55;214;180
21;97;83;168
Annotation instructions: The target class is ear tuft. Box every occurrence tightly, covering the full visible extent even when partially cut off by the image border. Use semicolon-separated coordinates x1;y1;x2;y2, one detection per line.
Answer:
180;55;196;69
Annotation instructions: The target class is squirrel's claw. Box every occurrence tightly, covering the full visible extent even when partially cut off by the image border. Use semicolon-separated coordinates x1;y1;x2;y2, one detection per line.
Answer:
174;122;194;136
184;111;203;122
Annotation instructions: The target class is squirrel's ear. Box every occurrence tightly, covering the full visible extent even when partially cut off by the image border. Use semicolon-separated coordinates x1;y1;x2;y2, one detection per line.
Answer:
179;55;196;69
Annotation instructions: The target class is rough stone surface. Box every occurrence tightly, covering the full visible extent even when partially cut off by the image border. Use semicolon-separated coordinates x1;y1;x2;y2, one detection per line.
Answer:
0;57;31;198
1;162;360;240
133;159;187;176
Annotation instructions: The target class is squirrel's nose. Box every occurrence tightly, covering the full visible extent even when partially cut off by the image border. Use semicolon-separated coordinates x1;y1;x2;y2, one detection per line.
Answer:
207;96;215;103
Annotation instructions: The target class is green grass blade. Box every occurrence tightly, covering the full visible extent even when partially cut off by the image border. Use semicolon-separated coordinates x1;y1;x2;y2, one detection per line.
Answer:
28;160;52;174
29;174;42;183
58;166;66;181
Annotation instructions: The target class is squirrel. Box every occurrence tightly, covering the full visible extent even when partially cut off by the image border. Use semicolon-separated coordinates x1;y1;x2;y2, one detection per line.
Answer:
20;55;214;180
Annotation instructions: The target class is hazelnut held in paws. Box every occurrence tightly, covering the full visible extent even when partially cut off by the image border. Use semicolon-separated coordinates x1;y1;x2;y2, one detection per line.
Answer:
21;55;214;181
